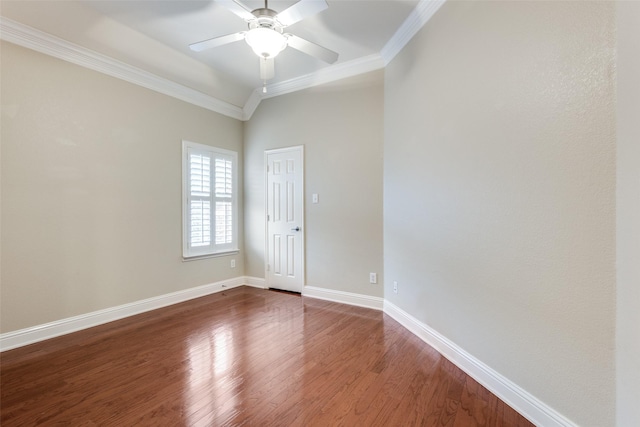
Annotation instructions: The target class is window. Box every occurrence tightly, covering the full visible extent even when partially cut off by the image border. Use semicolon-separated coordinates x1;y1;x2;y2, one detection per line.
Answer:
182;140;238;258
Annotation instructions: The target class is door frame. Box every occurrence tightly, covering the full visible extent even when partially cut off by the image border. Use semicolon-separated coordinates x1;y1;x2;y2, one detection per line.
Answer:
264;145;305;291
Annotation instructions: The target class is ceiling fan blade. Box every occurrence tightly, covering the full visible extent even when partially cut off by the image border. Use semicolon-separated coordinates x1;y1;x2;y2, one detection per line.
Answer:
260;57;275;81
287;34;338;64
276;0;328;27
215;0;255;21
189;32;246;52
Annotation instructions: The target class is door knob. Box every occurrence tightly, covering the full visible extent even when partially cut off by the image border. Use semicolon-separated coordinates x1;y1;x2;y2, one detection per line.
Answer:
291;226;300;232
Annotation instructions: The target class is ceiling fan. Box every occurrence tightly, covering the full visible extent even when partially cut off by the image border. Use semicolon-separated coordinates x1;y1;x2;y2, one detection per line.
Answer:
189;0;339;92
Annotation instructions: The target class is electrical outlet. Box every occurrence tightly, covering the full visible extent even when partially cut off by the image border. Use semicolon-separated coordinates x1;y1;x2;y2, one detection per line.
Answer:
230;259;236;268
393;281;398;294
369;272;377;284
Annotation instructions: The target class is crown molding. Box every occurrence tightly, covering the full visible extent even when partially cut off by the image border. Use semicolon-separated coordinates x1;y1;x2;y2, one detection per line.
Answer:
262;53;386;100
2;0;445;122
242;89;263;120
243;0;446;119
0;17;245;121
381;0;447;65
241;53;386;119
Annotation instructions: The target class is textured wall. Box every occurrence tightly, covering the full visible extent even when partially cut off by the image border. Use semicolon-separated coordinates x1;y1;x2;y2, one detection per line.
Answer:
383;2;615;425
1;42;244;333
244;71;384;297
616;2;640;425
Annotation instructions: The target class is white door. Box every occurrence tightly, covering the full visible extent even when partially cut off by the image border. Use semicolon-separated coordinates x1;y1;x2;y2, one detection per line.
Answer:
265;146;304;293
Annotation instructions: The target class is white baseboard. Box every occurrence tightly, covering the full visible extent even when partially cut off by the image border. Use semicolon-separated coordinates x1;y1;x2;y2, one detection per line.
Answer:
383;300;577;427
243;276;267;289
302;285;384;310
0;276;253;352
0;277;577;427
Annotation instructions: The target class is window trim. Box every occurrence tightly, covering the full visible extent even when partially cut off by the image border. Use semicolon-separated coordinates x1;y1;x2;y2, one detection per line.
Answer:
182;140;238;259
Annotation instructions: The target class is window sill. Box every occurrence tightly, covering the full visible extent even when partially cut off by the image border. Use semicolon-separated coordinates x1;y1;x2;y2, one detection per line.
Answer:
182;250;239;262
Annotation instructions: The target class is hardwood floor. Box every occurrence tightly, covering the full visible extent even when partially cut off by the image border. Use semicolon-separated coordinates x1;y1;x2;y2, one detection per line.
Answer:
1;286;534;426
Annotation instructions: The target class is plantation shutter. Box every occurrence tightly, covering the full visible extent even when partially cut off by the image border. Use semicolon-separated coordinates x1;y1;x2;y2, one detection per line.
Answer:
214;154;234;248
189;151;211;248
183;141;237;258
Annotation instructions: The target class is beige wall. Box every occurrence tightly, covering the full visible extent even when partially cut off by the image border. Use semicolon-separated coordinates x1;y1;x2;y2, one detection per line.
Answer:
244;71;384;297
384;2;615;426
616;2;640;425
0;42;244;333
3;2;636;424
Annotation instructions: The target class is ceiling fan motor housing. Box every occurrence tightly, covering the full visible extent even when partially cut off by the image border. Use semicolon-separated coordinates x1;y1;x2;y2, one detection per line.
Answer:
249;9;283;31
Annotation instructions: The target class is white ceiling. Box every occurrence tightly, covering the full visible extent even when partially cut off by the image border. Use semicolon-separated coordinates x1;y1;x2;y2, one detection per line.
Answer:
1;0;442;118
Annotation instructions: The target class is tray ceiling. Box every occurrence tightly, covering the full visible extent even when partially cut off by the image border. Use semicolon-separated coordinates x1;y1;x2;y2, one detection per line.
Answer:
1;0;444;119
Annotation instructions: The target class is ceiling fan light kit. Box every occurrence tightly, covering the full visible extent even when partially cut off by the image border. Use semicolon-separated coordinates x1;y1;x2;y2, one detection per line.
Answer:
189;0;338;92
245;27;287;59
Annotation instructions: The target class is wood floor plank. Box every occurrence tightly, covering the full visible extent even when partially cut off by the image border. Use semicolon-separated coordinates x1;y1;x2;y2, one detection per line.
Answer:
387;347;442;426
1;286;534;426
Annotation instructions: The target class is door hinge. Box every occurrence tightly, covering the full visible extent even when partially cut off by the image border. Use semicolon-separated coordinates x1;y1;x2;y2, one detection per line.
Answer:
267;214;270;221
266;264;270;271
